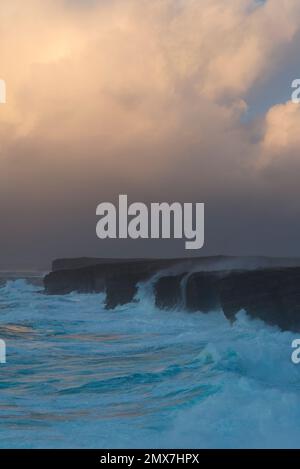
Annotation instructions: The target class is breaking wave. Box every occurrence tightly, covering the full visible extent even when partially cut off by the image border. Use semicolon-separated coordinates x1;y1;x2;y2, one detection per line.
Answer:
0;278;299;448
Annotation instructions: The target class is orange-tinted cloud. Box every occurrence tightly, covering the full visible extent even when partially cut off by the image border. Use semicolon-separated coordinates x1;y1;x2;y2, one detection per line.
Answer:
1;0;300;264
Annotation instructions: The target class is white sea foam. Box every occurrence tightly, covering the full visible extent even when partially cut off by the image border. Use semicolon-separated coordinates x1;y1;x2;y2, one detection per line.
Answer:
0;279;299;448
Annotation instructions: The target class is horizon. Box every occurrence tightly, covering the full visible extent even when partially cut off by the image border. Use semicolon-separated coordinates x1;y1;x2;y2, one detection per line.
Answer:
3;252;300;273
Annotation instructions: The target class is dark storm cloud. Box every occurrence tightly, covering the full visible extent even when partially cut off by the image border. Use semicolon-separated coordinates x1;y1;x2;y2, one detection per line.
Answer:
1;0;300;268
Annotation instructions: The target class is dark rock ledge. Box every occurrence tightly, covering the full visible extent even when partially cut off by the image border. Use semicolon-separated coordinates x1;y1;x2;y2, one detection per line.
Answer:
44;256;300;331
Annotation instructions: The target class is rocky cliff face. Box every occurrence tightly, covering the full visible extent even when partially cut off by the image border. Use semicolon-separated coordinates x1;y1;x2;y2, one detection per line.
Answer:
44;258;184;298
44;257;300;331
219;269;300;331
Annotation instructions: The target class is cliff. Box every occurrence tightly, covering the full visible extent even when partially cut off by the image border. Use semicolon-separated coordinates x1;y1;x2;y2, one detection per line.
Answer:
44;256;300;331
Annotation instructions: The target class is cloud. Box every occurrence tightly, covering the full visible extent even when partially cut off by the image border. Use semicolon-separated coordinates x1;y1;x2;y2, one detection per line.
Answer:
260;101;300;162
1;0;300;264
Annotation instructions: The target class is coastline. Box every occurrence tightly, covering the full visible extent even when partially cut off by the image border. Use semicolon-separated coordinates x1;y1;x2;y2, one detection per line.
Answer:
44;256;300;332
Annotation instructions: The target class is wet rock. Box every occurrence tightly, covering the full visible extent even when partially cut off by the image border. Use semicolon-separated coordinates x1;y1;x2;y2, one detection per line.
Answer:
185;272;221;313
154;274;186;310
44;257;300;331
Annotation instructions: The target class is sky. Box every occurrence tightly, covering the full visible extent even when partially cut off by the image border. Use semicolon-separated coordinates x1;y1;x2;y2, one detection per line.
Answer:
1;0;300;268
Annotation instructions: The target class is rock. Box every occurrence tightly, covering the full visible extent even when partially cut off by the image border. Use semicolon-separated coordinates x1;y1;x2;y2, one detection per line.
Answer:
44;267;98;294
52;257;150;271
219;268;300;331
154;274;186;309
185;272;222;312
44;256;300;331
105;273;148;309
44;258;185;306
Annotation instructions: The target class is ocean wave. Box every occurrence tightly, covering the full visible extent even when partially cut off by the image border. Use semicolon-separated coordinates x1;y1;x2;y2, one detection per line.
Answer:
0;279;299;448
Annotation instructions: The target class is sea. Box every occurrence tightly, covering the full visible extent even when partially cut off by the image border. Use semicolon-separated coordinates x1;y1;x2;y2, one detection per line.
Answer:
0;274;299;448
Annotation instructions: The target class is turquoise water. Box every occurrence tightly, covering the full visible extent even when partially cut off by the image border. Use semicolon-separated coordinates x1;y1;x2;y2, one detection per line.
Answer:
0;278;300;448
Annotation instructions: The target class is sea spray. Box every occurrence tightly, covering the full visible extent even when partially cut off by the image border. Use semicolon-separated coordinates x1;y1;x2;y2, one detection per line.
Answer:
0;279;300;448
